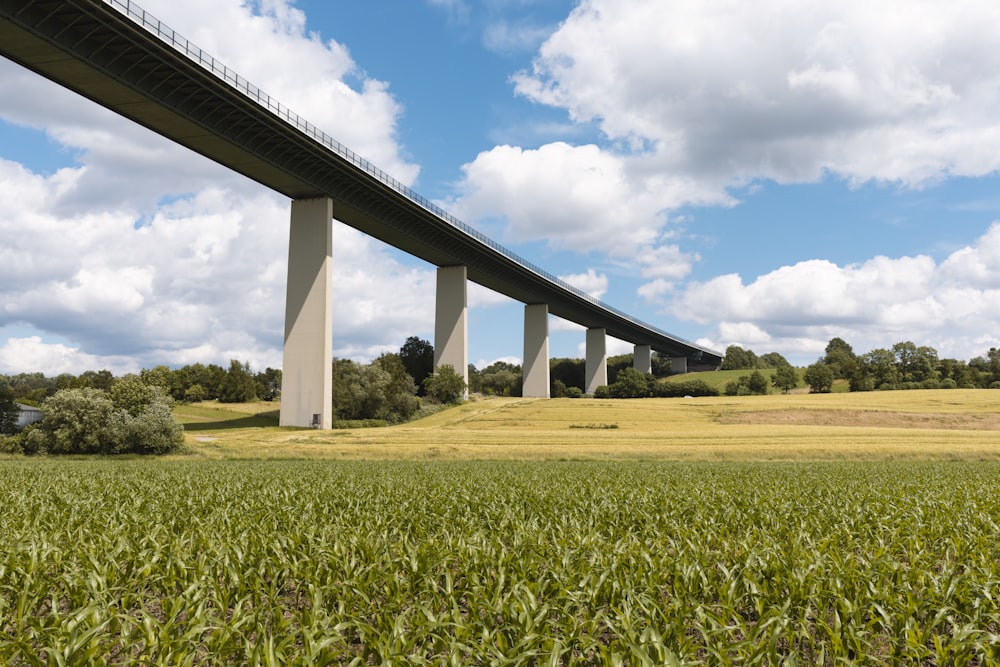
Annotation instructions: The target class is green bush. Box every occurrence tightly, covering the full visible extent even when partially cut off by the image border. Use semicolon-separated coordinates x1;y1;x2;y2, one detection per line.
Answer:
608;368;653;398
655;380;718;398
0;433;23;454
422;365;467;404
24;385;182;455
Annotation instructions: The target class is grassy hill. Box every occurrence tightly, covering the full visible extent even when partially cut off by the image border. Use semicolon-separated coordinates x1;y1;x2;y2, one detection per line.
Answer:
171;389;1000;462
663;368;850;393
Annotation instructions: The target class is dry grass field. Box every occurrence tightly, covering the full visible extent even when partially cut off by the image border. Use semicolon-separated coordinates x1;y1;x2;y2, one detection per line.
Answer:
174;389;1000;461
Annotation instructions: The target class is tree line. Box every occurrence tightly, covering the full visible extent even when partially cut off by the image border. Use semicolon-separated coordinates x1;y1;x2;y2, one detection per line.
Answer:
721;339;1000;393
2;360;281;407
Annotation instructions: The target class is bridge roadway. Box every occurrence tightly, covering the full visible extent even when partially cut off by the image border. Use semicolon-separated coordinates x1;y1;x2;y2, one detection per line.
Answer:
0;0;723;423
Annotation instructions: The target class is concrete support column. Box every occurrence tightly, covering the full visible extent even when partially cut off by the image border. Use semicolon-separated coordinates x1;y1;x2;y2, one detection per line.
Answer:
634;344;652;374
671;357;688;375
280;197;333;428
434;265;469;393
522;304;550;398
585;328;608;394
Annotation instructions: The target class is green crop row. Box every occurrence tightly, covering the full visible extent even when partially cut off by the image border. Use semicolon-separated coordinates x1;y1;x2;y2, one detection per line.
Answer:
2;460;999;665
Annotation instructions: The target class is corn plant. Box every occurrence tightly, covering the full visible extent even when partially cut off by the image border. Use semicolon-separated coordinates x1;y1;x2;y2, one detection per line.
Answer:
1;460;999;665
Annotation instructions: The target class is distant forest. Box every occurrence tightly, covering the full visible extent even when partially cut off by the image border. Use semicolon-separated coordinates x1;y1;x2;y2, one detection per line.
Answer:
721;338;1000;392
5;336;1000;415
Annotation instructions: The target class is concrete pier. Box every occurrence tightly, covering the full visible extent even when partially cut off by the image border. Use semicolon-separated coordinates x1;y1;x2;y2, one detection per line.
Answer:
671;357;688;375
434;265;469;393
585;328;608;394
522;304;550;398
634;344;652;374
280;198;333;428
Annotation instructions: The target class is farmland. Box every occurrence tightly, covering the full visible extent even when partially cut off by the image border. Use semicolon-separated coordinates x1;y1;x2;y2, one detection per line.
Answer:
3;389;1000;664
2;459;1000;664
172;389;1000;461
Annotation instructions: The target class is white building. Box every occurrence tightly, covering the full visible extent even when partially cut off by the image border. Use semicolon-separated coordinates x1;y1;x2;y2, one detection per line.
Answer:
16;404;43;430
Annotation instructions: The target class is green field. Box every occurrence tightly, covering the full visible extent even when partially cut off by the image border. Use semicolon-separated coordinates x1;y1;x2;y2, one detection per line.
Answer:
4;389;1000;664
3;459;1000;665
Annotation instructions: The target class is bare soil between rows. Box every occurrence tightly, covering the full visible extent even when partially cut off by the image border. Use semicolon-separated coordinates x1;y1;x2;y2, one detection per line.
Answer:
719;409;1000;430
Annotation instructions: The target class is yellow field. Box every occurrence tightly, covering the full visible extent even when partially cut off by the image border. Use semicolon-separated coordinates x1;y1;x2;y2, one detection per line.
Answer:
174;389;1000;461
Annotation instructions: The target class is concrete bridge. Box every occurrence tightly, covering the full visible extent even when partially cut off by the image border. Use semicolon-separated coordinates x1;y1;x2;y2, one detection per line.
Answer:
0;0;723;427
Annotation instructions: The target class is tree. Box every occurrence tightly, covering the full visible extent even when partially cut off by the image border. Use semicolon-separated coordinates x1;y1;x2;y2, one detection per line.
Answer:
0;383;19;434
607;354;634;384
804;362;834;393
772;365;798;394
477;361;522;396
721;345;758;370
141;365;175;391
331;359;367;420
823;337;856;379
759;352;790;368
861;348;899;389
608;367;652;398
746;370;770;395
218;360;258;403
371;354;419;422
255;367;282;401
26;388;114;454
23;386;182;455
106;387;184;454
550;358;585;394
423;364;466;404
111;375;155;414
77;369;115;392
399;337;434;396
651;353;673;377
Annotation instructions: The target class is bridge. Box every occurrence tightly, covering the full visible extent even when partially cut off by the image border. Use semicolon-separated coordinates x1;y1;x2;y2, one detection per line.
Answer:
0;0;723;427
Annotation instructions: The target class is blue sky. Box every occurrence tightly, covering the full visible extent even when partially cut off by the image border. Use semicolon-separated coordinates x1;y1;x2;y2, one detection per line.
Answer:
3;0;1000;376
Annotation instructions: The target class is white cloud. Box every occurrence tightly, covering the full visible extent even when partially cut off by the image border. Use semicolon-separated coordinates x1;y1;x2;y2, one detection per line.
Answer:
0;0;434;375
559;268;608;300
513;0;1000;187
670;222;1000;363
0;336;139;377
446;142;729;257
483;20;553;55
637;278;673;302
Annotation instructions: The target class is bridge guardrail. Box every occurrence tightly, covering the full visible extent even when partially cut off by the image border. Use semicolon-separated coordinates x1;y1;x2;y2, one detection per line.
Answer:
104;0;711;355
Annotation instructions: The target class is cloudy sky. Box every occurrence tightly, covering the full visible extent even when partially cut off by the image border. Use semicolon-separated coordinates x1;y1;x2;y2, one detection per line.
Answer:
3;0;1000;376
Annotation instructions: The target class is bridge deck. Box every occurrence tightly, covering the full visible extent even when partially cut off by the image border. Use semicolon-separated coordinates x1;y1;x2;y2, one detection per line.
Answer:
0;0;722;364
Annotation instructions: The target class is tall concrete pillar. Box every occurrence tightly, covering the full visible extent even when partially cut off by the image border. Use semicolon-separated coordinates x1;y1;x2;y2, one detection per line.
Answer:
585;327;607;394
671;357;688;375
280;197;333;428
434;265;469;392
634;344;652;374
522;304;550;398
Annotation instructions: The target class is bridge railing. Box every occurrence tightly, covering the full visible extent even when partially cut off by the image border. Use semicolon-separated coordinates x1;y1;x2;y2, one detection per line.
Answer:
103;0;710;354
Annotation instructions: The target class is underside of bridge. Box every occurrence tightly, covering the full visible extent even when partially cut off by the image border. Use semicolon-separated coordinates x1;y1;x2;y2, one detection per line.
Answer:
0;0;723;426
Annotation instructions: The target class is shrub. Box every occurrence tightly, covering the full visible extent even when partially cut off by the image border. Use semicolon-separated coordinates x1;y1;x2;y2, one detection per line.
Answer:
593;386;611;399
25;386;182;455
564;386;584;399
0;433;23;454
423;365;466;404
608;368;652;398
655;380;718;398
184;384;207;403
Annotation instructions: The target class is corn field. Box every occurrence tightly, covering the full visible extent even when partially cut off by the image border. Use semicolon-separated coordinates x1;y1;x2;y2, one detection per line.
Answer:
2;460;999;665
